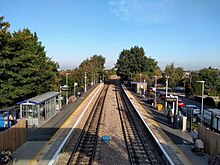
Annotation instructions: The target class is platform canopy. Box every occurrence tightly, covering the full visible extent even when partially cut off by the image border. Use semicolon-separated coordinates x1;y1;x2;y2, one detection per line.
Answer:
17;91;60;105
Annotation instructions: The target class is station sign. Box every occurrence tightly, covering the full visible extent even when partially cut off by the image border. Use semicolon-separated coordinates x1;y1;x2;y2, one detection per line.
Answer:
60;85;69;91
166;97;177;102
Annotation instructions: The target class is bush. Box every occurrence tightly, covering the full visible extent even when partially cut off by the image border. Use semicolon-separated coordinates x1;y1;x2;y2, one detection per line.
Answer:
218;102;220;109
204;97;215;107
194;96;202;102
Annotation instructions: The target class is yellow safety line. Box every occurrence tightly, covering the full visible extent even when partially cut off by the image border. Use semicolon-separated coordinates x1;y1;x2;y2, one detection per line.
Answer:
29;84;102;165
129;92;192;165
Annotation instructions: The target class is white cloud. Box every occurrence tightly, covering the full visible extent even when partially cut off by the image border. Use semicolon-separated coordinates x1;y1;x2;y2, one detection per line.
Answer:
108;0;175;24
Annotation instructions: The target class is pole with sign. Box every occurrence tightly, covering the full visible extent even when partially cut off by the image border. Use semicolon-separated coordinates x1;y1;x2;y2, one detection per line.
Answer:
60;85;69;105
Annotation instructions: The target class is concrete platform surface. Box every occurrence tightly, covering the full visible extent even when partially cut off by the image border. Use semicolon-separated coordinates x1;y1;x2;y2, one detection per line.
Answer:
12;85;98;165
132;91;210;165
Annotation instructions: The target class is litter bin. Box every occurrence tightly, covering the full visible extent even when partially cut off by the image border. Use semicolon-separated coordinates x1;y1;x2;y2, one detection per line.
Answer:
157;104;163;111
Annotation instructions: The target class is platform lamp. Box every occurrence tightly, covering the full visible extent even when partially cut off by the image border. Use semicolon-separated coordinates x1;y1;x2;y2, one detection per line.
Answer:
65;72;70;105
165;76;169;111
197;80;205;115
153;75;157;108
84;72;87;92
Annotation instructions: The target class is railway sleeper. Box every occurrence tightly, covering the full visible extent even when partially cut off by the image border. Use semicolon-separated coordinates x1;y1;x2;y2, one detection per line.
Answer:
147;150;158;157
82;136;96;141
79;145;94;151
127;132;138;136
130;151;149;157
130;139;141;143
130;143;144;148
80;140;94;145
82;139;95;144
74;157;90;164
86;131;96;135
73;154;92;162
132;150;147;155
73;150;91;157
130;156;151;164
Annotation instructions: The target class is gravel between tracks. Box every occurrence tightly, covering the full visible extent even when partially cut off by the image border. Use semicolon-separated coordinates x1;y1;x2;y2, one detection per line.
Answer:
56;83;129;165
93;84;129;165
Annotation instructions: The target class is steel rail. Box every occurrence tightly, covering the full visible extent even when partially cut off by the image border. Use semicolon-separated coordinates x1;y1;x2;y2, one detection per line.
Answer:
67;85;109;165
115;80;157;165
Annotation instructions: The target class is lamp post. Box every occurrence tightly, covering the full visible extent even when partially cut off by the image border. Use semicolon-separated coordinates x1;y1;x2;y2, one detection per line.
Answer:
74;82;78;96
92;71;93;86
153;76;157;108
139;73;142;95
165;76;169;111
66;73;70;86
84;72;87;92
140;73;142;83
94;73;96;85
130;73;133;88
197;80;205;115
65;73;70;105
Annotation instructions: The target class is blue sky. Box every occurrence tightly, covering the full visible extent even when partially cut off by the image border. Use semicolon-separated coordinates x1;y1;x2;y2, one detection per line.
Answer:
1;0;220;70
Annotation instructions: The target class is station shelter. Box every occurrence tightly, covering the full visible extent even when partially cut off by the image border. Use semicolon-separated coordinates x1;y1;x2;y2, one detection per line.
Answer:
130;81;147;95
0;106;17;131
165;96;180;129
17;91;61;127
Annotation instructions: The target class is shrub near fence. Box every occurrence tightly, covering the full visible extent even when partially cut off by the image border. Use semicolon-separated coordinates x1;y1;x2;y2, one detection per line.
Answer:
218;102;220;109
195;96;218;107
204;97;216;107
0;119;26;152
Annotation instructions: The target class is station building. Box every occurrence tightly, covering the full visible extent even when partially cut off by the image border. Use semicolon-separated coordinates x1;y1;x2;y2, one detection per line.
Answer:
17;91;62;127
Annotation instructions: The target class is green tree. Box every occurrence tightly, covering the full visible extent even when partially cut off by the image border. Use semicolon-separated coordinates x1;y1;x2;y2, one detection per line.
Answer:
164;63;183;90
115;46;158;81
115;49;131;80
78;54;106;84
0;17;59;108
185;67;220;97
196;67;220;96
90;55;105;73
193;67;220;96
61;54;106;94
0;16;13;106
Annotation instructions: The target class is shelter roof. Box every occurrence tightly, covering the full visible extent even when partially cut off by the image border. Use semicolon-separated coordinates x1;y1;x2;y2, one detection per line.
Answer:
17;91;60;105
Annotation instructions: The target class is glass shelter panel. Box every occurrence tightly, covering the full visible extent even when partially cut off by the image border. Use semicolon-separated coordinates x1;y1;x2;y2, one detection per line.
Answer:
21;104;38;126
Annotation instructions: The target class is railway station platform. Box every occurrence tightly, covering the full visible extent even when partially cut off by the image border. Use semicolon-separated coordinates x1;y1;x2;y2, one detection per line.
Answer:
12;82;210;165
122;85;210;165
12;84;102;165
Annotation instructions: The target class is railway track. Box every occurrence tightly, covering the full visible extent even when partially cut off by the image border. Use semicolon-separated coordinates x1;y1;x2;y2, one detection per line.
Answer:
115;80;163;165
58;85;108;165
